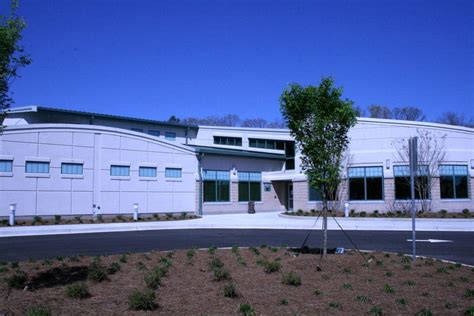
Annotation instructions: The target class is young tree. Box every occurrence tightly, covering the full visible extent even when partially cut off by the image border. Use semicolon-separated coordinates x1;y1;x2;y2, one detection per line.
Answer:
280;77;357;256
0;0;31;119
392;129;446;212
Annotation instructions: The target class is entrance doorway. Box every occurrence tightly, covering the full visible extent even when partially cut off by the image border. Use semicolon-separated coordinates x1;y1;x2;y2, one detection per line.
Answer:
287;183;294;211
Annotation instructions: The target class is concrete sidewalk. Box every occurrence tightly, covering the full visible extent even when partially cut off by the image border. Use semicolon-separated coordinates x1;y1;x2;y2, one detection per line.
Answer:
1;212;473;237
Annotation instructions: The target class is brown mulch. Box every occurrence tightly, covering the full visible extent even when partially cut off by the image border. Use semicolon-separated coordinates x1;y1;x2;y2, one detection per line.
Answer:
0;248;473;315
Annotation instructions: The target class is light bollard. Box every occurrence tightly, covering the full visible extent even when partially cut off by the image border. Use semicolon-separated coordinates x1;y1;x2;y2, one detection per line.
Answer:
92;204;97;221
344;202;349;218
9;203;16;226
133;203;139;221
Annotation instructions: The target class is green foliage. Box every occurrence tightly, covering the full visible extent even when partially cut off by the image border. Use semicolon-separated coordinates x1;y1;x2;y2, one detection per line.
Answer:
343;267;352;274
159;256;172;268
66;282;90;299
213;267;231;281
437;267;449;274
128;289;156;311
314;289;322;296
328;302;341;310
119;254;127;263
342;283;352;290
25;306;51;316
10;261;18;269
464;289;474;298
6;270;27;289
223;282;238;298
445;302;457;309
136;261;147;271
108;262;121;274
186;249;196;262
369;306;383;315
396;298;408;305
239;303;255;316
464;306;474;316
144;270;162;290
249;247;260;256
279;298;288;305
404;280;416;287
415;308;433;316
383;284;395;294
282;271;301;286
355;295;371;303
208;246;217;255
385;271;393;277
209;257;224;269
280;77;357;203
0;0;32;112
88;261;107;283
263;260;281;274
231;245;240;254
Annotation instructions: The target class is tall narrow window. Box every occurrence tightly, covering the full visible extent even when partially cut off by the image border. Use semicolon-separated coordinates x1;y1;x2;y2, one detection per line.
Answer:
203;170;230;202
285;141;295;170
439;165;469;199
238;172;261;202
25;161;50;174
165;168;182;178
0;160;13;172
61;163;83;175
139;166;157;177
394;165;429;200
110;165;130;176
348;166;383;200
165;132;176;141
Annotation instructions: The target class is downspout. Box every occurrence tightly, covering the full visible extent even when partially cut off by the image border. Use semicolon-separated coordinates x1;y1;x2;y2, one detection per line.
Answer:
197;152;204;216
185;126;189;145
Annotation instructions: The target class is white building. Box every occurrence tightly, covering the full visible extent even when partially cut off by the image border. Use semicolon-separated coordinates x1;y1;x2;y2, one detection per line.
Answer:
1;106;473;218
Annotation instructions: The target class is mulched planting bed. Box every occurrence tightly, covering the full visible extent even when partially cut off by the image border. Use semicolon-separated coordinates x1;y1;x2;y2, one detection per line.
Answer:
0;248;473;315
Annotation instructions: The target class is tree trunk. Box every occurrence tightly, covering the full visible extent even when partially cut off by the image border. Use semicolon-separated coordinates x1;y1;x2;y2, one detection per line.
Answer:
322;198;328;258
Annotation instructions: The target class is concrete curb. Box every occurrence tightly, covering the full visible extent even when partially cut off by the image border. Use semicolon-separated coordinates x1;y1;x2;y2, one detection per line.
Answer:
1;213;473;237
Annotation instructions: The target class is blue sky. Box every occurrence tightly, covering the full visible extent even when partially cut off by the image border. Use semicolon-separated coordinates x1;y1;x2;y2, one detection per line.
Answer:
3;0;473;121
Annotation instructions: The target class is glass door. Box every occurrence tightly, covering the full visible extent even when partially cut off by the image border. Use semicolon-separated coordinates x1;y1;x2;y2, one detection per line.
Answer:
287;182;294;211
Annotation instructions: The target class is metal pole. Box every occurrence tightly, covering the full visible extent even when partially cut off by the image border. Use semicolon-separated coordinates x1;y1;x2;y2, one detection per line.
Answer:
409;137;418;262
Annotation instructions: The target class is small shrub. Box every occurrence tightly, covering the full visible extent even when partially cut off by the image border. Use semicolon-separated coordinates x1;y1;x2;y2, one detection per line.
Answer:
108;262;121;274
144;270;162;290
437;267;449;274
460;276;469;283
119;254;127;263
439;209;448;217
329;301;341;309
209;257;224;269
270;247;278;253
385;271;393;277
445;302;457;309
213;267;231;281
54;215;61;223
403;264;411;270
404;280;416;287
74;216;82;223
6;271;27;289
236;256;246;266
249;247;260;256
159;256;172;268
263;261;281;274
355;295;371;303
128;289;156;311
166;251;175;258
314;289;322;296
11;261;19;269
136;261;147;271
88;262;107;282
224;282;238;298
360;211;367;217
384;253;390;258
208;246;217;255
464;306;474;316
396;298;408;305
383;284;395;294
464;289;474;298
186;249;196;262
401;256;411;264
25;306;51;316
343;267;353;274
415;308;433;316
282;272;301;286
462;209;470;217
369;306;383;315
342;283;352;290
239;303;255;316
375;260;384;267
279;298;288;305
66;282;90;299
231;245;240;254
180;212;187;219
97;214;103;222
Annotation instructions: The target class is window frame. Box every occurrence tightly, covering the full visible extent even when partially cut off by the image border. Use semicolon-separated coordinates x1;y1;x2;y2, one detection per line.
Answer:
393;165;430;200
61;162;84;178
25;159;51;178
139;166;158;178
202;169;231;203
0;158;13;176
165;132;176;141
238;171;262;202
348;166;384;201
439;165;469;200
148;130;160;137
165;167;182;180
213;136;242;147
110;164;131;179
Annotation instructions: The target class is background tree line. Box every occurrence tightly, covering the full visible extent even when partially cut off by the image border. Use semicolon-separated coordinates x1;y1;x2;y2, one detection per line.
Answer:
168;105;474;129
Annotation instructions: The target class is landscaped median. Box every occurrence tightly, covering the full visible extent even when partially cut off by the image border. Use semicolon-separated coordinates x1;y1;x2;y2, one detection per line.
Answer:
0;247;473;315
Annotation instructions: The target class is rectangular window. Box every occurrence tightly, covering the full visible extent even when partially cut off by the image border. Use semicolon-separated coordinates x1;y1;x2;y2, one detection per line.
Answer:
213;136;242;147
439;165;469;199
285;141;295;170
0;160;13;172
25;161;50;174
148;130;160;137
394;165;430;200
139;166;157;177
61;163;83;175
165;132;176;141
348;166;383;200
203;170;230;202
165;168;182;178
238;172;262;202
248;138;285;150
110;165;130;176
309;186;322;201
131;128;143;133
